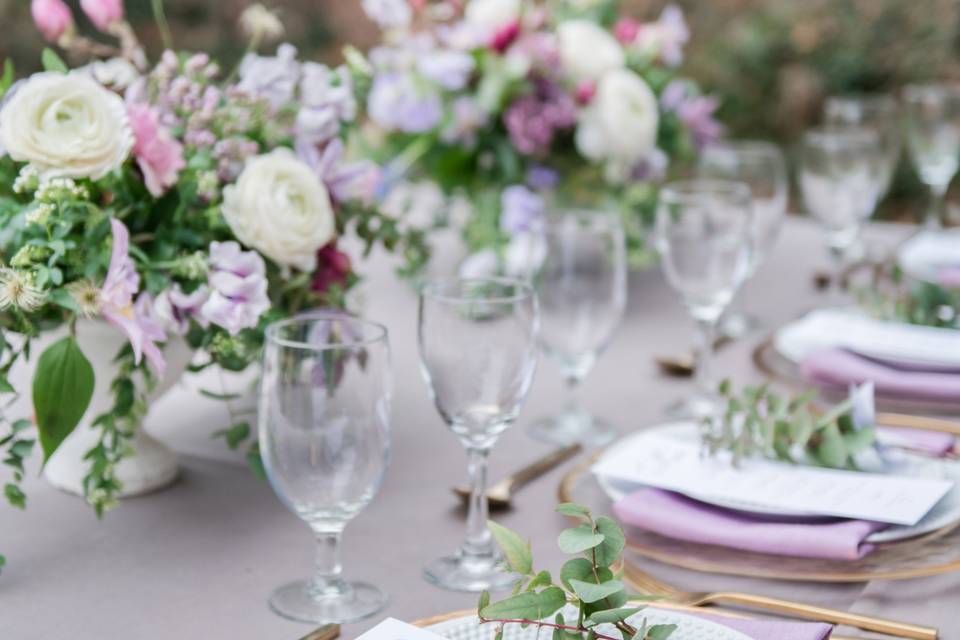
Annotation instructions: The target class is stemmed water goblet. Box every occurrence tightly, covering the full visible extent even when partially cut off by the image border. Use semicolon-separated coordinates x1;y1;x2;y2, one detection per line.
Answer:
258;313;392;624
418;277;539;591
698;141;788;336
824;93;901;203
902;84;960;229
655;180;753;419
799;126;885;299
526;209;627;447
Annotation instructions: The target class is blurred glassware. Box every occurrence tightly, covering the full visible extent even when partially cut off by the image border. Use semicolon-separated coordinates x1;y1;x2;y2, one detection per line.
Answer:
259;313;392;624
824;93;901;201
799;126;885;298
903;84;960;229
655;180;753;419
699;141;788;335
418;277;539;592
526;209;627;447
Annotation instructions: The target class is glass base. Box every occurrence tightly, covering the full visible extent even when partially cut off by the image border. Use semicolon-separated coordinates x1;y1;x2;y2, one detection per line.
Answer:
665;393;723;421
526;413;617;447
424;552;518;592
268;579;387;624
720;311;761;339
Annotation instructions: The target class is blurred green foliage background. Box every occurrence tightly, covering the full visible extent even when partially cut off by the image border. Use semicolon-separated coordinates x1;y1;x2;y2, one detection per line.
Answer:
3;0;960;219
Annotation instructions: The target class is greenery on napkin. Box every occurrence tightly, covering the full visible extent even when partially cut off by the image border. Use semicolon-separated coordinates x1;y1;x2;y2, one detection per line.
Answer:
478;504;675;640
702;381;876;470
856;265;959;330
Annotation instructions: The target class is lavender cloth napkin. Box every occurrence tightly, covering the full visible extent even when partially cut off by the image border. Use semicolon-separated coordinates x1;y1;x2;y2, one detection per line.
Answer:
800;348;960;404
939;266;960;288
693;610;832;640
613;488;887;560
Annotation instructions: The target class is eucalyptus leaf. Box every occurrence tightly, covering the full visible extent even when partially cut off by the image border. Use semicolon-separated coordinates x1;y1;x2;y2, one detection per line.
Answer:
593;517;625;567
489;520;533;575
815;423;848;468
480;587;567;621
556;503;592;519
568;578;624;604
586;607;643;625
646;624;678;640
32;337;95;463
558;524;605;554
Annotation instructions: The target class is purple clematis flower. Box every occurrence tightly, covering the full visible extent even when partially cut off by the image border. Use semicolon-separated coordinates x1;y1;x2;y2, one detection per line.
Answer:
299;137;381;205
101;219;167;375
155;284;209;335
200;241;270;336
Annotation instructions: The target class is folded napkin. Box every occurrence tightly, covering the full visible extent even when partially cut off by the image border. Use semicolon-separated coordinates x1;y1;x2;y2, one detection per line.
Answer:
694;610;832;640
614;488;886;560
801;348;960;404
940;266;960;289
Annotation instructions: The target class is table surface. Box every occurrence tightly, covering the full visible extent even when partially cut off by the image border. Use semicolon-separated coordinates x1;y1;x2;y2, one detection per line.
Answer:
1;218;957;640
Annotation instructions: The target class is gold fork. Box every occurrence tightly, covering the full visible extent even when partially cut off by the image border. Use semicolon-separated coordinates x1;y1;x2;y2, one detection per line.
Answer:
624;564;938;639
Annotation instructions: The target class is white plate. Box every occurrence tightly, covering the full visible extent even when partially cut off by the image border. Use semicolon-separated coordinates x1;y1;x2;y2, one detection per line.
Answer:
897;229;960;284
773;307;960;370
595;424;960;544
426;605;751;640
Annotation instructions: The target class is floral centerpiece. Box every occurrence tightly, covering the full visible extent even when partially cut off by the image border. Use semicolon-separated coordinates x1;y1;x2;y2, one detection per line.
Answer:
354;0;721;274
0;0;426;558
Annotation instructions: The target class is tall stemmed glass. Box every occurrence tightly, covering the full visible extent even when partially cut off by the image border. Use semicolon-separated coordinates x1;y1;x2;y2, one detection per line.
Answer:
527;209;627;447
699;141;788;335
258;313;392;624
799;127;884;298
825;93;901;202
656;180;753;419
418;278;539;591
903;84;960;229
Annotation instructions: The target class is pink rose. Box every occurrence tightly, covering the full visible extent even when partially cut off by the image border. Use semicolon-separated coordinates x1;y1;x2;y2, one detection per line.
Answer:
80;0;124;31
127;103;185;197
31;0;74;43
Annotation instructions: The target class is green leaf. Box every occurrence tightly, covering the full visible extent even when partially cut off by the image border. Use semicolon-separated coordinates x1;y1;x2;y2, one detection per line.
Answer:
41;48;68;73
480;586;567;620
555;503;592;520
478;591;490;616
593;517;625;567
9;439;34;459
199;388;242;401
646;624;678;640
587;607;644;625
48;288;82;313
4;483;25;509
0;377;14;394
0;58;13;97
568;578;624;604
246;443;266;480
843;426;876;455
526;570;552;591
488;520;533;575
32;337;95;463
559;557;594;591
815;423;848;468
558;523;605;554
213;422;250;450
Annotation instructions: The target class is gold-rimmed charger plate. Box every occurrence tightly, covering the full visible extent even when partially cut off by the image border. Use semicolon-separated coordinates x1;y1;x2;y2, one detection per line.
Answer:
753;337;960;415
559;451;960;583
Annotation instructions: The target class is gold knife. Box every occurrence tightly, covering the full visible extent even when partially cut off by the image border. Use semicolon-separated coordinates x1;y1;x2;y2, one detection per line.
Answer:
298;624;340;640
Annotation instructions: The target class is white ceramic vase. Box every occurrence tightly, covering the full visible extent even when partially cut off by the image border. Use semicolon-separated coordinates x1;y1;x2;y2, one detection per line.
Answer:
35;320;194;498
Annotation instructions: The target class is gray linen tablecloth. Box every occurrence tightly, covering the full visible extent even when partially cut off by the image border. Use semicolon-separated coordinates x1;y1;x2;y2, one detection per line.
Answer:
1;218;956;639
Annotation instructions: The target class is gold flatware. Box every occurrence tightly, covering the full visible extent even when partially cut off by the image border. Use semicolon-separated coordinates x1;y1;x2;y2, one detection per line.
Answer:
655;336;733;378
877;413;960;438
298;624;340;640
624;564;938;639
453;444;582;510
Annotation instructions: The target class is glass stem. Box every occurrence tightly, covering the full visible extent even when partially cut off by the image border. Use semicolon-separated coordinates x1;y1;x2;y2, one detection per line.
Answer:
694;316;717;399
462;447;493;559
927;183;948;230
311;529;347;597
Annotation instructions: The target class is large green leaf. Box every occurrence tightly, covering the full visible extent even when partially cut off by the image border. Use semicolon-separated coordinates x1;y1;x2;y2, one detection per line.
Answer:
479;587;567;621
593;517;625;567
586;607;644;626
488;520;532;575
568;578;625;604
557;523;605;554
32;337;95;463
41;48;68;73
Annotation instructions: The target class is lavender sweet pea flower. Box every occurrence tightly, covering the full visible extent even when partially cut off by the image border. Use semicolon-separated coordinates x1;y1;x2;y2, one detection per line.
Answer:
235;43;300;109
201;241;270;336
500;185;545;235
526;166;559;191
100;219;167;374
301;63;356;121
636;4;690;67
849;381;876;430
368;72;443;133
441;96;488;145
155;284;209;335
299;137;381;205
361;0;412;30
661;80;724;150
630;148;669;182
417;49;475;90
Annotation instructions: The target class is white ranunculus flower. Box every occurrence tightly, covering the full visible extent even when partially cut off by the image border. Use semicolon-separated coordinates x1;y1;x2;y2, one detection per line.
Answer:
221;149;335;271
575;69;659;173
465;0;521;29
0;72;133;180
557;20;624;83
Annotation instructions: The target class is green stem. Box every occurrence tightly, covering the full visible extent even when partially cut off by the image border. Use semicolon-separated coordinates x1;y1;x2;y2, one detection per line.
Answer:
152;0;174;51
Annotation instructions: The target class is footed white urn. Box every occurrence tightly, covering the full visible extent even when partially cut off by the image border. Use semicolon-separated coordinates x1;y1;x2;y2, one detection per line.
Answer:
34;320;194;498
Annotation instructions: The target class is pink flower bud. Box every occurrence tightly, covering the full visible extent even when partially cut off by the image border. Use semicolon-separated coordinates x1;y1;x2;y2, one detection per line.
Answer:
31;0;75;43
80;0;124;32
613;17;641;45
491;19;520;54
575;81;597;105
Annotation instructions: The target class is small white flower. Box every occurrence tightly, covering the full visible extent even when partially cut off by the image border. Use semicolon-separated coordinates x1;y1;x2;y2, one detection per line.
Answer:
12;165;40;194
0;268;46;312
0;73;133;181
465;0;521;29
221;149;336;271
849;381;876;429
557;21;625;83
25;203;55;226
66;279;102;318
77;57;141;90
239;3;285;43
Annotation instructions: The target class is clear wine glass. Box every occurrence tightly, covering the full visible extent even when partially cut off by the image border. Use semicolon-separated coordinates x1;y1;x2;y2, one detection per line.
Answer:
526;209;627;447
418;278;539;592
799;126;884;298
259;313;392;624
699;141;788;336
655;180;753;419
902;84;960;229
824;93;901;201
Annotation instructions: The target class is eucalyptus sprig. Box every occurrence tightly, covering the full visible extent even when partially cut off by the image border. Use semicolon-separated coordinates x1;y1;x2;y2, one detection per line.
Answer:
855;264;959;330
702;381;876;469
478;504;676;640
